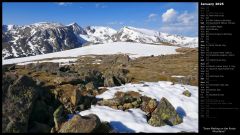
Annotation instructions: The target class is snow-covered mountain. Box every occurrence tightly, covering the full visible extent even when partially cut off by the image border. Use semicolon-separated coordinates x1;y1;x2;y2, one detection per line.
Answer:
2;22;198;59
83;26;117;44
2;22;87;59
112;26;198;48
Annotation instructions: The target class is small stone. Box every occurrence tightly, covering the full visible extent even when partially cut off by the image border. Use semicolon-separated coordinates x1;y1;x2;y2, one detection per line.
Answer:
111;106;118;110
123;103;133;110
117;105;124;110
182;90;191;97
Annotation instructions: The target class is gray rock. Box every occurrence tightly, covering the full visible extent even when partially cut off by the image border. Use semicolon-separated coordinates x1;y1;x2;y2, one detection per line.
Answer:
58;114;101;133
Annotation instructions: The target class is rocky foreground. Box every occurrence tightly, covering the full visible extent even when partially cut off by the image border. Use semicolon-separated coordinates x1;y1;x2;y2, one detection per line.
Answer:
2;50;197;133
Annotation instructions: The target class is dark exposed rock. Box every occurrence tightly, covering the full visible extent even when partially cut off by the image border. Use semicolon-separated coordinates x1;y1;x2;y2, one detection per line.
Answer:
103;66;130;87
77;95;98;111
2;64;16;72
2;75;39;133
94;121;116;133
59;65;71;72
2;72;18;101
148;97;183;127
28;121;51;133
58;114;101;133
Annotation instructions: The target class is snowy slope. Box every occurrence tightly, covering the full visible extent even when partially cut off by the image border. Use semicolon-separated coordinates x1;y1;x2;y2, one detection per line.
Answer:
112;26;198;48
112;26;161;44
82;26;117;44
80;81;198;133
2;42;179;65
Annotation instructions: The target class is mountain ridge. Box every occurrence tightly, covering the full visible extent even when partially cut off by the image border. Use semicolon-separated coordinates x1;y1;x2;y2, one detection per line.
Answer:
2;22;198;59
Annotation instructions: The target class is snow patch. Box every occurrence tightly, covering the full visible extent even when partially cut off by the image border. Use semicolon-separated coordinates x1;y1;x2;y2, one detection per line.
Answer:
80;81;198;133
3;42;179;65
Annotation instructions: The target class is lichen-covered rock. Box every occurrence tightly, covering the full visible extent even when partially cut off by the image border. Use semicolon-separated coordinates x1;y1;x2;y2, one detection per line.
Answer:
141;98;157;113
2;75;39;133
58;114;101;133
140;96;151;112
131;101;140;108
148;97;183;127
182;90;191;97
53;105;64;130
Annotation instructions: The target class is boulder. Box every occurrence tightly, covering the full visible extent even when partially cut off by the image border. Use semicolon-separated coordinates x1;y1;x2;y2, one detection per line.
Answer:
76;95;97;111
103;66;130;87
58;114;101;133
103;71;115;87
2;75;39;133
148;97;183;127
182;90;191;97
140;96;151;112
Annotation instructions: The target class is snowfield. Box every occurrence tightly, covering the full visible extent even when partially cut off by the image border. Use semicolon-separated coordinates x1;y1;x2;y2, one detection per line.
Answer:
2;42;179;65
79;81;198;133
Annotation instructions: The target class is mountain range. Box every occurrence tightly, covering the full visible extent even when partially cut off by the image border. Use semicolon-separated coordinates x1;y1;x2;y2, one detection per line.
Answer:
2;22;198;59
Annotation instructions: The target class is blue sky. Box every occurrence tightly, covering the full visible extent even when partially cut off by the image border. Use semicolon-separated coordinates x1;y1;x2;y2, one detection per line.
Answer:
3;2;198;36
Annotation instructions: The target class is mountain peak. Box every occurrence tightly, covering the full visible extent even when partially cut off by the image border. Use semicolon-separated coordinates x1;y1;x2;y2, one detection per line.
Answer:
31;22;64;29
67;22;79;27
67;22;87;35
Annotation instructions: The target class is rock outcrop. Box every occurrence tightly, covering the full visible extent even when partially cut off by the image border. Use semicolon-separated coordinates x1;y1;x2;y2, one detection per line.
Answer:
2;75;39;133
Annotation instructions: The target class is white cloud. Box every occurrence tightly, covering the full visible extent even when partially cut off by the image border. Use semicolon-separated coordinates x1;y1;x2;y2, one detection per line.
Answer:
95;3;107;8
177;11;195;25
146;13;158;22
57;2;72;6
162;8;177;23
108;21;124;25
160;25;197;36
162;8;197;26
148;13;157;19
160;8;198;36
